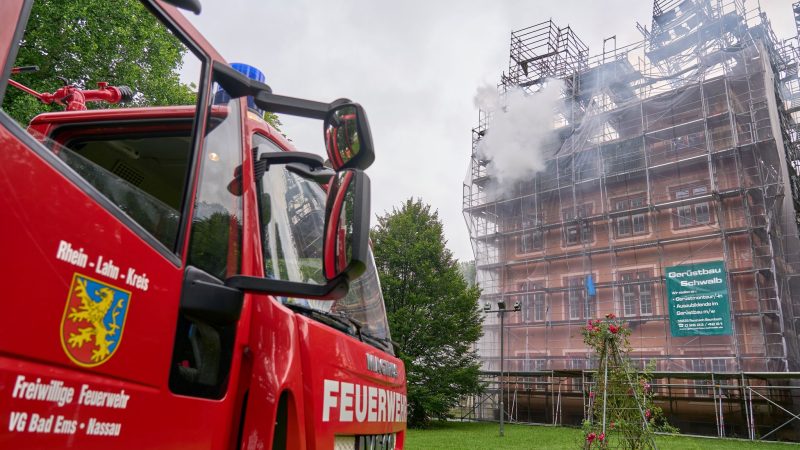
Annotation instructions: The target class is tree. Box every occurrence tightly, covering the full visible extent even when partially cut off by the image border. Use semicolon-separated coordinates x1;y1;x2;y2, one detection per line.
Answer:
3;0;196;125
371;198;483;427
262;111;284;133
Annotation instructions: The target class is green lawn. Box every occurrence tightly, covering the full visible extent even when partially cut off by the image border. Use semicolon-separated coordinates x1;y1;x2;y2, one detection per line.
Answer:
404;421;800;449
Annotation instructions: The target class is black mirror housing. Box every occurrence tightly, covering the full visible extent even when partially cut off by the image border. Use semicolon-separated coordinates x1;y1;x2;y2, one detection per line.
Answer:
324;103;375;171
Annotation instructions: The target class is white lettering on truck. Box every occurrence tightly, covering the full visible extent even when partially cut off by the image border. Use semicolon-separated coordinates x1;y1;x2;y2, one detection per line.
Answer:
322;379;406;423
56;240;88;268
12;375;75;407
78;385;130;409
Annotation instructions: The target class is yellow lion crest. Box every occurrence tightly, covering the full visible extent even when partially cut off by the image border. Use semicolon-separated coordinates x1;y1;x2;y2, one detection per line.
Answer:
60;274;131;367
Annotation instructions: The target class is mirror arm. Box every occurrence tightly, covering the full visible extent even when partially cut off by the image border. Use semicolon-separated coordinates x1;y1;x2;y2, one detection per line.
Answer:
257;148;325;170
254;92;350;120
212;63;273;99
286;163;335;184
210;66;352;122
225;275;350;300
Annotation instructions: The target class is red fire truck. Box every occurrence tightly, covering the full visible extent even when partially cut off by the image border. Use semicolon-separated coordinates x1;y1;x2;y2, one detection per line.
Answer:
0;0;406;448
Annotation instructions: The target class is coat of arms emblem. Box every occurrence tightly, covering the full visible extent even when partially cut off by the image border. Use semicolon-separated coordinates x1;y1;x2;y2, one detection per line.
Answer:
60;273;131;367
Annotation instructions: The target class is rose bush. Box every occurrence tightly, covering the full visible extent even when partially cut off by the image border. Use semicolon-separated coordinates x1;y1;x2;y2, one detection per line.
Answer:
581;314;675;449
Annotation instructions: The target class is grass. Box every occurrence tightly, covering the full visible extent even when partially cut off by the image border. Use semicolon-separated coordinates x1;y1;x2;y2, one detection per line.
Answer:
404;421;800;449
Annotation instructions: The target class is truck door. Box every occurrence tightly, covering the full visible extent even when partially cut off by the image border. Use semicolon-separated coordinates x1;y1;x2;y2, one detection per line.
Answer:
0;2;247;448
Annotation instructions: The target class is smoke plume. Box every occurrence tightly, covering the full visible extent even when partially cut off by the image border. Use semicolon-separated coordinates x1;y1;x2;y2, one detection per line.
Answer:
473;81;564;197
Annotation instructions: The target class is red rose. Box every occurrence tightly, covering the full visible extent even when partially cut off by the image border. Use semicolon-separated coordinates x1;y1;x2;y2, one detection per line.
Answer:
599;433;605;441
645;409;652;419
606;313;616;319
587;432;596;442
609;325;619;334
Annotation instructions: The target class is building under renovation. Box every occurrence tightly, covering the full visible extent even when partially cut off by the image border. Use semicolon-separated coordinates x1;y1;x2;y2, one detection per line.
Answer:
462;0;800;440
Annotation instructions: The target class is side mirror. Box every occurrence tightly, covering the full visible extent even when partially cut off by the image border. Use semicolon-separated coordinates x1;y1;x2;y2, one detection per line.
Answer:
251;88;376;172
225;168;370;300
324;104;375;171
323;169;370;281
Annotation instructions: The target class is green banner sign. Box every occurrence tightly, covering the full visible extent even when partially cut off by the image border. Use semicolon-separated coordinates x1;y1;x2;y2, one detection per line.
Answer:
665;261;731;336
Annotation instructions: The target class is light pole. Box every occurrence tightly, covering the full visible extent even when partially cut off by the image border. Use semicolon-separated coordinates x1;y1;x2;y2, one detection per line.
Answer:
484;299;521;437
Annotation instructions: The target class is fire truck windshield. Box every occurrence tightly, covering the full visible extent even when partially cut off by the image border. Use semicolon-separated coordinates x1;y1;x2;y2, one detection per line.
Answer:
254;135;393;354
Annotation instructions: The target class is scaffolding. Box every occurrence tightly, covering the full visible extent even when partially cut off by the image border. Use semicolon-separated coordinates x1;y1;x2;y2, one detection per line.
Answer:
463;0;800;439
457;371;800;441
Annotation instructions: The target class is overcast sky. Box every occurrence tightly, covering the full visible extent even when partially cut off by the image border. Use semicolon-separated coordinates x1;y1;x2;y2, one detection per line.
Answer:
184;0;796;263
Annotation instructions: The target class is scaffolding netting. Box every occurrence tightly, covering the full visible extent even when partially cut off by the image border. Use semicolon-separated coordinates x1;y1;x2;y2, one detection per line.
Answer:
462;1;800;436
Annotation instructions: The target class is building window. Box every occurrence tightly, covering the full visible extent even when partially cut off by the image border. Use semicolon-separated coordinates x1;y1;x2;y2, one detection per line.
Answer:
613;196;647;237
563;204;593;246
711;359;729;387
517;227;543;254
622;283;636;316
568;285;581;320
522;358;548;390
521;283;546;323
640;282;653;315
691;359;709;395
619;271;654;317
523;358;546;372
567;277;594;320
690;359;726;395
673;185;712;228
534;293;545;321
670;132;705;153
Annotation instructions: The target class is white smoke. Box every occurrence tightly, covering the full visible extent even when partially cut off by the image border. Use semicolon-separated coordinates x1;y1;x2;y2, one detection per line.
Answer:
473;84;503;112
473;81;564;197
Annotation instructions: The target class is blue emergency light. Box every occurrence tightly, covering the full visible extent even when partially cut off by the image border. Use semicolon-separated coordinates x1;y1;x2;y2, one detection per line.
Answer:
213;62;266;115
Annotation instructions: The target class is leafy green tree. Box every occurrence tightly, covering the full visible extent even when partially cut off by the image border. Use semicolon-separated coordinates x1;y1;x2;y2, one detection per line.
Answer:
262;111;284;133
371;198;483;427
3;0;196;125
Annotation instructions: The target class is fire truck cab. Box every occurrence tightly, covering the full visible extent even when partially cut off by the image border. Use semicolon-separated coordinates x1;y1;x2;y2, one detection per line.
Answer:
0;1;406;449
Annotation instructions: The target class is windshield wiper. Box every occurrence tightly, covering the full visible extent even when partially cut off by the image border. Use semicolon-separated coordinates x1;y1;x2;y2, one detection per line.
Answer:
359;331;394;354
336;316;393;354
282;301;394;353
282;301;362;338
